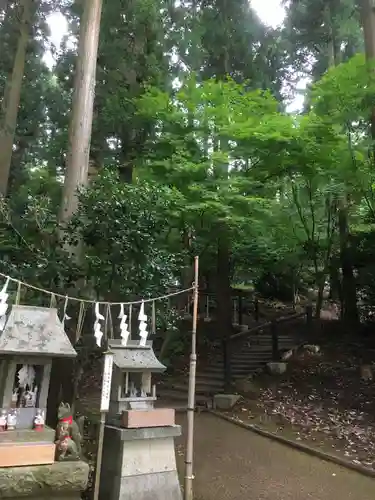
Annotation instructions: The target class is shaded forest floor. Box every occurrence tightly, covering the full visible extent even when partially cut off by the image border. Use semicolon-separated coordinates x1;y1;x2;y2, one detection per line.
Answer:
173;413;375;500
222;338;375;470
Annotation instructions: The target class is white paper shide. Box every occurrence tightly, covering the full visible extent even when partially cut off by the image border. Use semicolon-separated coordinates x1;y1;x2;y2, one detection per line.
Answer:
138;301;148;347
0;278;9;332
94;302;105;347
118;304;130;346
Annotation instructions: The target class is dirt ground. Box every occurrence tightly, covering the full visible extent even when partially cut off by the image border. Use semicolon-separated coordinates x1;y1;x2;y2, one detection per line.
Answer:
175;412;375;500
225;341;375;470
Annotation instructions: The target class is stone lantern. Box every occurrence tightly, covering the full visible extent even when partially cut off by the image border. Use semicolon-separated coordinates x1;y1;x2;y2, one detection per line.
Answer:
100;339;182;500
107;339;174;428
0;305;77;467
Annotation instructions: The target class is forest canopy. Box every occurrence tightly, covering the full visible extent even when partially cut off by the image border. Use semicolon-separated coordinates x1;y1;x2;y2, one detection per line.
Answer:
1;0;375;346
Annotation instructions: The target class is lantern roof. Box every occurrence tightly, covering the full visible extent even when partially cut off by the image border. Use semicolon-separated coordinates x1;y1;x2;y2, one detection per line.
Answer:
108;339;166;372
0;305;77;358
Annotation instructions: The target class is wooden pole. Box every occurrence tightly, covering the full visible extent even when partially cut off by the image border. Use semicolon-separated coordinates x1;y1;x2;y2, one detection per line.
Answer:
306;303;313;341
93;350;113;500
184;256;199;500
238;292;243;326
271;320;279;361
254;297;259;322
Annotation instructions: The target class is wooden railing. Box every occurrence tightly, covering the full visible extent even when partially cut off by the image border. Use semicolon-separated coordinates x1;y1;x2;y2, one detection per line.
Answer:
178;288;261;325
222;304;314;390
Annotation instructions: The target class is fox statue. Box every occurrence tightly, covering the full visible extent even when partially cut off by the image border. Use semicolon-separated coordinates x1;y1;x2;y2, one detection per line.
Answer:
55;402;84;461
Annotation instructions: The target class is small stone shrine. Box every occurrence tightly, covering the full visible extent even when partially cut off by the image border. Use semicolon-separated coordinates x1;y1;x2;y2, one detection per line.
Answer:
0;305;89;500
107;339;175;428
100;339;182;500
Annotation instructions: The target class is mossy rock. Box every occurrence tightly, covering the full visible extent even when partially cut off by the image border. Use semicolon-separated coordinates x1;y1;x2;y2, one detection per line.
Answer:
0;461;89;498
234;378;261;398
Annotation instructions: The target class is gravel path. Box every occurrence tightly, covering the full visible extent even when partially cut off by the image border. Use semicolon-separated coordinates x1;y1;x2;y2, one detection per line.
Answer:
175;413;375;500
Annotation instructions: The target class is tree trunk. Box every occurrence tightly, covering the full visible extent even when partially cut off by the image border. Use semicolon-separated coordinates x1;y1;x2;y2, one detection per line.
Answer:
216;229;232;390
315;273;327;319
180;226;193;311
59;0;103;224
360;0;375;144
326;8;358;326
338;203;359;325
360;0;375;61
0;0;32;196
329;256;342;302
47;0;103;424
119;138;134;183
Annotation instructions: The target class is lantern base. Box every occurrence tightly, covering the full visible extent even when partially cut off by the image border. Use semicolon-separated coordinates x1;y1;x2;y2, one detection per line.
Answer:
100;423;182;500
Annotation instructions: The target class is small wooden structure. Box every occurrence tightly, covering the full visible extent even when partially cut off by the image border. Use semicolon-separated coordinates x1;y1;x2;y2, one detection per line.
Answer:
108;339;174;428
0;305;77;467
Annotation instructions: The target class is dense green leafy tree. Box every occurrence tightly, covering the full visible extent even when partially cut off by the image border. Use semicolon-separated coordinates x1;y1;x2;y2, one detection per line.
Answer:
2;0;375;352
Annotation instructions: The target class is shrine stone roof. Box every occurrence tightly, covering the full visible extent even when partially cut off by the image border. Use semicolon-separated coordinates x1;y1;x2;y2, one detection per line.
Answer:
0;305;77;358
108;339;166;372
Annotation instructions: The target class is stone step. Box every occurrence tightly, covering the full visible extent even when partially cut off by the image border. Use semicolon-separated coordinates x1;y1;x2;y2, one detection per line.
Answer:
240;334;296;339
195;375;224;387
201;365;225;374
231;351;275;358
157;389;208;405
230;358;271;365
200;367;263;378
197;360;223;380
232;345;295;355
207;362;264;371
201;339;296;357
230;360;271;367
232;342;295;350
231;351;274;358
236;338;294;344
171;382;221;395
209;360;267;369
240;340;296;347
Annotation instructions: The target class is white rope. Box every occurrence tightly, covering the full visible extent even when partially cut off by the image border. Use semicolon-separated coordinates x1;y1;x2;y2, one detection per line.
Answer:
0;270;194;306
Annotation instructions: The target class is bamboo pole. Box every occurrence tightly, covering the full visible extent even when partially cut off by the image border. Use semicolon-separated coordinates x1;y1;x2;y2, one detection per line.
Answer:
184;256;199;500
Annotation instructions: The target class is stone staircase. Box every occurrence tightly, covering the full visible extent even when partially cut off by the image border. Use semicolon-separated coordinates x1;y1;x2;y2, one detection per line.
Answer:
158;313;310;408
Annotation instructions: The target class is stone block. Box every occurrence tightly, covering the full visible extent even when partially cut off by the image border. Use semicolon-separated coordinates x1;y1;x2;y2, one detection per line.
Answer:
213;394;240;410
234;378;260;398
266;362;287;375
120;437;177;476
0;460;89;498
100;425;182;500
122;408;175;428
105;423;182;441
118;470;183;500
